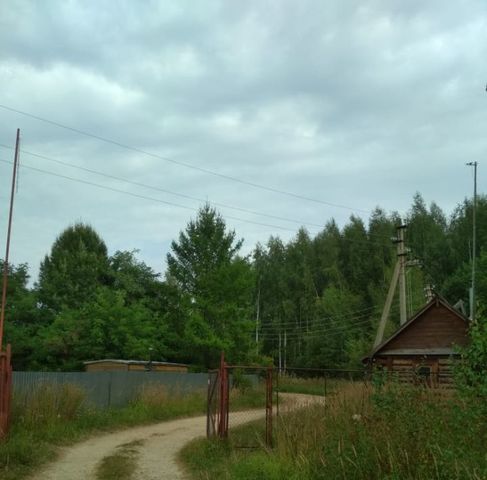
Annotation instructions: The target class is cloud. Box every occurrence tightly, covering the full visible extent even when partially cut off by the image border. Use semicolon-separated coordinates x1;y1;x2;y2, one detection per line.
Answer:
0;0;485;282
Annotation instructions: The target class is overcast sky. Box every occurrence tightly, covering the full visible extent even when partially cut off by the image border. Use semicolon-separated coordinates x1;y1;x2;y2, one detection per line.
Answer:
0;0;485;283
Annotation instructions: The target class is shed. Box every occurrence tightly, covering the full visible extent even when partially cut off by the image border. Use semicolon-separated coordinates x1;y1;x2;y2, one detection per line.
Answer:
363;295;470;387
84;359;189;373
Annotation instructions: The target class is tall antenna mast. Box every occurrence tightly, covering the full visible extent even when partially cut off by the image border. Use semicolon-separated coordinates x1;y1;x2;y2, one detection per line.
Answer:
466;161;478;322
0;129;20;352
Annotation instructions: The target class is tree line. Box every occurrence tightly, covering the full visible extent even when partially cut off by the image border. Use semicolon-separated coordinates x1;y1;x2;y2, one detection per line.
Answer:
3;193;486;371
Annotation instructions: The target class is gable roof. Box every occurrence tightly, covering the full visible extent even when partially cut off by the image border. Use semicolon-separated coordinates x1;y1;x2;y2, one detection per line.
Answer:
363;295;469;362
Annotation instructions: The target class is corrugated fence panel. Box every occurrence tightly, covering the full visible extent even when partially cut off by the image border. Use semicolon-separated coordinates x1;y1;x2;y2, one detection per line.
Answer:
12;371;209;409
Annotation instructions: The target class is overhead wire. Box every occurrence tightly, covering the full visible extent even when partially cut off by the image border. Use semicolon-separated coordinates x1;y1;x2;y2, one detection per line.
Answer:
0;144;372;232
0;158;303;233
257;301;401;338
258;318;376;339
257;303;383;330
0;157;393;248
0;104;371;214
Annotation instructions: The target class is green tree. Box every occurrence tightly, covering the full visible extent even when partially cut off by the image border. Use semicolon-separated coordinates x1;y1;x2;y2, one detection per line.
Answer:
39;287;166;370
108;250;164;309
406;193;451;287
448;195;487;267
456;307;487;403
166;205;254;367
2;262;48;369
37;223;109;312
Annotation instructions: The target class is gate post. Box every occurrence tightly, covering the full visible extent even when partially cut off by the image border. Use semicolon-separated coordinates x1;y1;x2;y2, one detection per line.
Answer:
0;344;12;440
218;352;229;438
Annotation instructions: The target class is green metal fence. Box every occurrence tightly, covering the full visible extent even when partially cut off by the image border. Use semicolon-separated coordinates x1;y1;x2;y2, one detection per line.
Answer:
12;371;209;408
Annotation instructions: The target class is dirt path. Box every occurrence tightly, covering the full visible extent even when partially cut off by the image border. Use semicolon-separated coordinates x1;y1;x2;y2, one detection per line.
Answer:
30;393;324;480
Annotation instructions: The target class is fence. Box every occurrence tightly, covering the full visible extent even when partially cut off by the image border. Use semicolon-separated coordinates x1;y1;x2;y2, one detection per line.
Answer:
207;363;374;448
13;371;209;409
207;354;274;448
226;366;274;448
277;367;368;397
207;362;461;450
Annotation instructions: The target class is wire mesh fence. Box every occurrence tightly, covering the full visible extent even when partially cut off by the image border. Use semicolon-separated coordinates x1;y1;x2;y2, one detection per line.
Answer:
207;362;459;451
225;366;274;448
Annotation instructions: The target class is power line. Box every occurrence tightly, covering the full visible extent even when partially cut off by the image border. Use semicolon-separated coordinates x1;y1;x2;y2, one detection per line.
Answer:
0;143;393;242
0;104;371;214
0;158;393;248
0;158;300;233
259;317;372;337
258;317;376;339
258;300;401;338
0;144;364;231
257;303;383;330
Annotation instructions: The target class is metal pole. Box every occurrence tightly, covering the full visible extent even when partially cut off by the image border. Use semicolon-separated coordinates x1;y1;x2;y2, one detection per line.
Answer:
0;129;20;352
466;161;478;322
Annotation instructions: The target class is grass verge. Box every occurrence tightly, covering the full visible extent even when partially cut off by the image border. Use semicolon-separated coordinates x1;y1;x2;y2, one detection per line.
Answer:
0;382;265;480
181;382;487;480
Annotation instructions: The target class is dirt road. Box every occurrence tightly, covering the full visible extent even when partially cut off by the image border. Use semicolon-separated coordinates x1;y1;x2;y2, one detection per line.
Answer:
30;393;323;480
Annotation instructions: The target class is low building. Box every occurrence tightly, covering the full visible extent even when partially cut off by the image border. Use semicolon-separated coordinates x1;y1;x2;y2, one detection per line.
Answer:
84;359;189;373
363;296;470;387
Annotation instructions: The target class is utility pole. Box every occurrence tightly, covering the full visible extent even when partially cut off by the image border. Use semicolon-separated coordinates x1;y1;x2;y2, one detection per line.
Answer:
396;224;408;326
466;161;478;322
255;279;260;345
283;331;287;373
0;129;20;352
374;224;418;347
278;331;282;374
373;261;400;348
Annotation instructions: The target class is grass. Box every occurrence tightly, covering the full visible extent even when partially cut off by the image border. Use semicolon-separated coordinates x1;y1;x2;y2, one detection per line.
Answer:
277;373;363;397
0;381;266;480
181;381;487;480
95;439;143;480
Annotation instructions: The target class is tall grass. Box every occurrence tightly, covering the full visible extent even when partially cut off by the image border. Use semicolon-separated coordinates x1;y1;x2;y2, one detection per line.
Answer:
182;381;487;480
0;380;266;480
277;374;360;397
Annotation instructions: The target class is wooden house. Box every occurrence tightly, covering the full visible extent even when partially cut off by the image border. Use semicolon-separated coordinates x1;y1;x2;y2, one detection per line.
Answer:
84;359;189;373
363;296;470;387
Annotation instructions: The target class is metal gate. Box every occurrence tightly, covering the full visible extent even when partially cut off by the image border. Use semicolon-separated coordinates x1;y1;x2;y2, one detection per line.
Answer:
0;344;12;439
207;353;274;447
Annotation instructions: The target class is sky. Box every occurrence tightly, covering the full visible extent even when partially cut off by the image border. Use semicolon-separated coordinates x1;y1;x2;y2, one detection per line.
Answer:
0;0;485;283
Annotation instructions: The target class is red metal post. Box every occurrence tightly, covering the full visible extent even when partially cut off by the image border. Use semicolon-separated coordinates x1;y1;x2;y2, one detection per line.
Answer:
0;344;12;439
217;352;229;438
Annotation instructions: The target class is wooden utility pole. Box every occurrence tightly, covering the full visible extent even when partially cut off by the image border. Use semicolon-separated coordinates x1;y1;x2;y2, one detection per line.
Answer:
0;129;20;352
374;224;417;347
397;225;408;326
373;261;400;348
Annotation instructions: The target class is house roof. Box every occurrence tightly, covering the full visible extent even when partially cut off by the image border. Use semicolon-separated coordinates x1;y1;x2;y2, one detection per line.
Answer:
83;359;189;367
363;295;469;362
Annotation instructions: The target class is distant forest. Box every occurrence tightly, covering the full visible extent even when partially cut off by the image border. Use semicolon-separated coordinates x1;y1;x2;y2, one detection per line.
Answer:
3;192;486;371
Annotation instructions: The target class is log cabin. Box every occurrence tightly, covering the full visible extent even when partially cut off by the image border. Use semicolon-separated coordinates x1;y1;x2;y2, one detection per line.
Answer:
363;295;470;387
